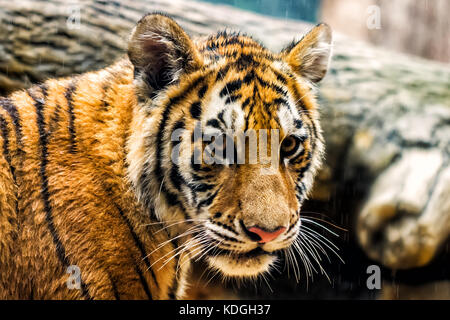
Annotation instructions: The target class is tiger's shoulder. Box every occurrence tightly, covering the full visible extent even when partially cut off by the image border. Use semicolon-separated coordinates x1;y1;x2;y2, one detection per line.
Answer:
0;58;134;160
0;58;186;300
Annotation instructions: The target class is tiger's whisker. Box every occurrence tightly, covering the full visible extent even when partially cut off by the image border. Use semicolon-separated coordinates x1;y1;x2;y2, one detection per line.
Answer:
153;219;208;234
301;228;344;264
301;218;340;237
146;224;203;256
300;213;348;232
301;225;340;250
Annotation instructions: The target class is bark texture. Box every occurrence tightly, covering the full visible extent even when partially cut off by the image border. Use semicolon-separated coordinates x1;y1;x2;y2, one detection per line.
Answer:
321;0;450;63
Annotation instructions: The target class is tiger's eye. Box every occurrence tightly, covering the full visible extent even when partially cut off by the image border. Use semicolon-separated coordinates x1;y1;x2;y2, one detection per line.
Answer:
281;136;301;158
283;137;295;150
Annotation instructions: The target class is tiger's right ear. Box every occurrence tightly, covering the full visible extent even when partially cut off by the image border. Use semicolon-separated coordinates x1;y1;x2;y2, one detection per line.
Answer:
128;13;203;97
281;23;332;83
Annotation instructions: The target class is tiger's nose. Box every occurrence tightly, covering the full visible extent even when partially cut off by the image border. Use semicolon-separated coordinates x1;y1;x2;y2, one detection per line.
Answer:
246;225;287;244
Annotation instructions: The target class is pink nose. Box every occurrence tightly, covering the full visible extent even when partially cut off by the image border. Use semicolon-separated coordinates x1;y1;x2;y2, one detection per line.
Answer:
247;226;286;244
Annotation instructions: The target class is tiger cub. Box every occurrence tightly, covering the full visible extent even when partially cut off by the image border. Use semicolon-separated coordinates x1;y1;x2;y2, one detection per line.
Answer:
0;13;332;299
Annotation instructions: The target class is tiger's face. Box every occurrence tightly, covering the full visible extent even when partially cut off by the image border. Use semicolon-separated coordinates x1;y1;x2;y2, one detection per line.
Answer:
127;14;332;278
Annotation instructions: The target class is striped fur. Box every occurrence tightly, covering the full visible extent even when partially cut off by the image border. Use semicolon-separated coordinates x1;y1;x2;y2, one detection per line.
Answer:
0;13;332;299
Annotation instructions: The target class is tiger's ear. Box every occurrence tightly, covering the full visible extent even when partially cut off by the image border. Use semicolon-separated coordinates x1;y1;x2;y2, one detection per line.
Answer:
281;23;332;83
128;13;203;96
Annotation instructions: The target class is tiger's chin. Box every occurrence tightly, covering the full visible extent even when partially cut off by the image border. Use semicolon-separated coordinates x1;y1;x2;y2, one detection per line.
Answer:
205;248;277;277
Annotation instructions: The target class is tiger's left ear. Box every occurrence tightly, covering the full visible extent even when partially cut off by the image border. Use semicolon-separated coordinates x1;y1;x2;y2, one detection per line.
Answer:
281;23;332;83
128;13;203;97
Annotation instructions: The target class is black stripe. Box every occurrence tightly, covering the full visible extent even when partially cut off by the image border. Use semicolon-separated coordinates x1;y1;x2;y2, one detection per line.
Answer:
197;188;220;209
148;207;158;222
0;98;22;147
192;173;214;181
65;80;78;154
209;229;244;243
168;291;176;300
235;53;260;68
309;117;318;152
244;87;257;131
193;183;214;193
198;85;208;99
298;182;307;196
215;221;239;235
270;66;289;85
243;70;256;84
255;75;287;96
225;94;241;104
170;164;186;193
164;187;183;207
215;64;231;83
290;84;309;114
152;73;211;209
287;219;298;234
30;85;92;300
135;265;153;300
108;273;120;300
296;162;311;178
284;230;299;242
217;110;226;127
101;81;112;110
190;101;202;119
242;69;288;97
115;205;159;290
170;161;214;205
79;281;91;299
219;79;243;97
294;119;303;129
172;120;185;136
300;119;316;156
290;147;306;165
241;97;251;110
206;119;221;129
167;237;180;299
0;114;15;178
48;103;62;134
0;105;21;238
272;97;289;107
155;76;207;180
169;119;200;205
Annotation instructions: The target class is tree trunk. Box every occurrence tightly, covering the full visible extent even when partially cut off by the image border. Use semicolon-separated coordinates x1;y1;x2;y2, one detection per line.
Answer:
0;0;449;271
321;0;450;63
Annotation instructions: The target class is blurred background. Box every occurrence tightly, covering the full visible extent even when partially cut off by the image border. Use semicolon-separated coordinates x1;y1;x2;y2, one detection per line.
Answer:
0;0;448;299
202;0;450;62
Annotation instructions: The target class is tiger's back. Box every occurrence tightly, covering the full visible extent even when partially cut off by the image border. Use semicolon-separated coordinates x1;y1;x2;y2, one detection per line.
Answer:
0;60;182;299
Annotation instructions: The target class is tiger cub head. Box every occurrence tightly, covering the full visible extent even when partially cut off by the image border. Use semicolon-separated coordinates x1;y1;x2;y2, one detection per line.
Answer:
127;13;332;278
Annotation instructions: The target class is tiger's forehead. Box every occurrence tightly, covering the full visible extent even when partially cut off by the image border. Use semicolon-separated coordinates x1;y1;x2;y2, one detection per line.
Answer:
201;64;306;137
199;32;275;60
189;32;315;137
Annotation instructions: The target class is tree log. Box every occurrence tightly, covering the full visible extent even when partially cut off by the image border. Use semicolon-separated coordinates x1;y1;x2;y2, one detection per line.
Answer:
0;0;449;271
321;0;450;63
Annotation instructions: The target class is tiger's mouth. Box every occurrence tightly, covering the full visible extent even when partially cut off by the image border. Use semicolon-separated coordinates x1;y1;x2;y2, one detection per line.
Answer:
205;247;279;277
213;247;276;259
